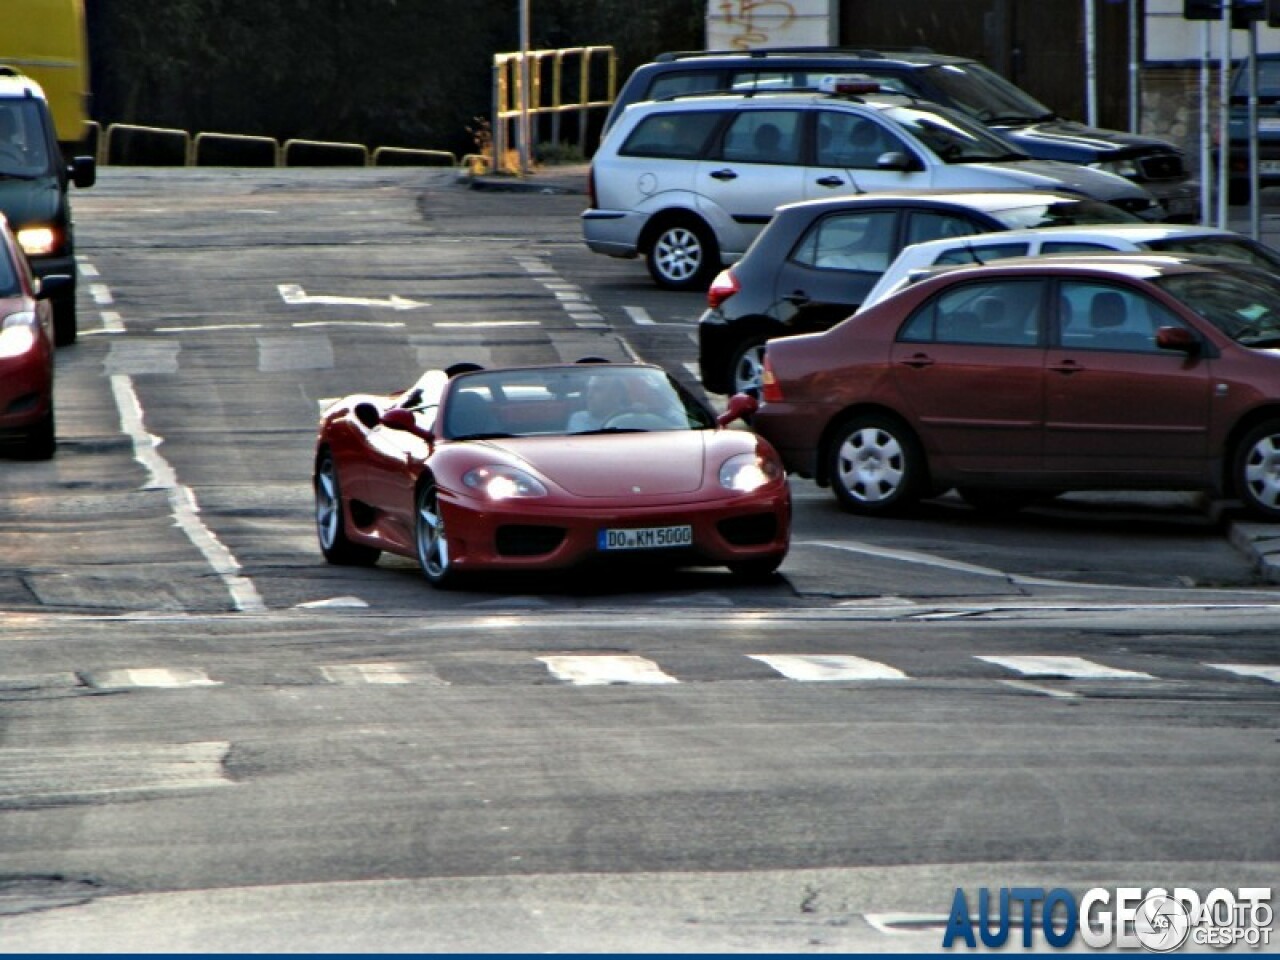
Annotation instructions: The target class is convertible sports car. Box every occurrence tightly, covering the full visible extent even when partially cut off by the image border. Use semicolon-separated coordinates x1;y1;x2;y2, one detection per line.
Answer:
313;361;791;587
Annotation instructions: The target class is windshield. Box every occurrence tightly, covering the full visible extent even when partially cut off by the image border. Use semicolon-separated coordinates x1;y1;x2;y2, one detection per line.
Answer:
990;199;1144;229
1143;236;1280;271
921;61;1055;124
443;366;715;440
1155;264;1280;347
881;103;1027;162
0;100;52;176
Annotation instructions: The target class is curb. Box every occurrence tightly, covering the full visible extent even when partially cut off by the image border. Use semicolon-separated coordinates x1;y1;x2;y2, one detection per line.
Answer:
457;166;588;196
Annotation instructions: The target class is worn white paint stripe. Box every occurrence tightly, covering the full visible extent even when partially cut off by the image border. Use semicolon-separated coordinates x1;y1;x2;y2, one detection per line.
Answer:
1206;663;1280;683
749;654;909;681
864;914;953;936
998;679;1083;700
156;322;265;333
296;596;369;609
977;655;1153;679
322;663;413;685
433;320;540;328
100;310;125;333
90;667;221;689
0;741;231;804
89;283;114;305
77;260;99;278
292;320;405;329
683;362;702;381
110;374;265;613
623;305;656;325
539;655;680;686
553;290;587;302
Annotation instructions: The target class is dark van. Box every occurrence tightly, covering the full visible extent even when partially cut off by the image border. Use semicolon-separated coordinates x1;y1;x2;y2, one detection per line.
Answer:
0;67;94;345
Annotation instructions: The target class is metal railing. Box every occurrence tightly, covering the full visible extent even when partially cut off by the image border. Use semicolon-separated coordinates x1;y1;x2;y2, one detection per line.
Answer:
91;122;458;169
491;45;617;173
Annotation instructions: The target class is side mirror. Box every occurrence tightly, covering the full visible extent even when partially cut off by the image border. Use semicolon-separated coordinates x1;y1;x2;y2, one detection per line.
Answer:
70;156;96;189
1156;325;1200;355
381;407;435;447
876;151;917;172
34;274;72;300
716;392;759;428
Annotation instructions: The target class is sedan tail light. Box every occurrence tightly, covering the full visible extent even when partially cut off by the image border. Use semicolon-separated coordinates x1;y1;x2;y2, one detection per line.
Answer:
760;352;783;403
706;268;739;310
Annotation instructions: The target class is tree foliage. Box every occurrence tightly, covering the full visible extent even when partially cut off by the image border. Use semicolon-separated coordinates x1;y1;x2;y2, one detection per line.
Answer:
85;0;703;155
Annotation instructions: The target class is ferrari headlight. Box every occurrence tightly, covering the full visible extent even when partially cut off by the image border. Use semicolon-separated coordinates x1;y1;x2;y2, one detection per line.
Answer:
462;465;548;499
0;311;38;359
17;226;58;258
719;453;781;493
1089;159;1140;179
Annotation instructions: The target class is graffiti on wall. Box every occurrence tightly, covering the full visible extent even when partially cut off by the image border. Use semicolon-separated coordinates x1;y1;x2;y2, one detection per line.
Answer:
713;0;797;50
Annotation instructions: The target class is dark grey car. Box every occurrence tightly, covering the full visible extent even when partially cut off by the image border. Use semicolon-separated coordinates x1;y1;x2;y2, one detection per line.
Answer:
696;190;1144;395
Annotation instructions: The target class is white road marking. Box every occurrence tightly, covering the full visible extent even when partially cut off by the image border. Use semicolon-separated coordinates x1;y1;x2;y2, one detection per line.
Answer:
977;655;1153;679
433;320;540;328
156;322;265;333
110;374;265;613
1205;663;1280;683
101;310;125;333
292;320;405;329
538;655;680;686
296;596;369;609
623;305;656;325
77;260;99;278
321;663;411;685
683;362;701;381
998;679;1083;700
89;283;114;305
0;741;232;804
277;283;427;310
89;667;221;689
749;654;909;681
257;335;334;372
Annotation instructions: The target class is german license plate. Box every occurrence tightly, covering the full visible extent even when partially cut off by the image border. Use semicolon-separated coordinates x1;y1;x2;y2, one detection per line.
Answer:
598;524;693;551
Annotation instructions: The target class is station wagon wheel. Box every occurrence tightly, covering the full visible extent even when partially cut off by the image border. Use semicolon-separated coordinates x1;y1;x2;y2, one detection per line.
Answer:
314;451;381;566
415;480;457;588
826;413;925;515
646;216;719;291
1235;420;1280;520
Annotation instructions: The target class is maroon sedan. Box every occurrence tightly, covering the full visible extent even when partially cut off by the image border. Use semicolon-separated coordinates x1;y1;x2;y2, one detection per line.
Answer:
314;362;790;587
751;253;1280;520
0;214;69;460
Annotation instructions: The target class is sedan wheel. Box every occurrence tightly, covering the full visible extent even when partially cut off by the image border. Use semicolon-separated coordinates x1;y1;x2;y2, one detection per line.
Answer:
646;219;718;291
827;414;924;515
730;338;768;396
1235;420;1280;520
415;481;457;588
314;452;380;565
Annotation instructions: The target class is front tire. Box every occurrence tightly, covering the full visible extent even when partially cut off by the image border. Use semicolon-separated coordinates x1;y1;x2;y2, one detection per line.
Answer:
415;481;458;588
314;451;381;565
646;216;719;291
1235;420;1280;520
826;413;925;515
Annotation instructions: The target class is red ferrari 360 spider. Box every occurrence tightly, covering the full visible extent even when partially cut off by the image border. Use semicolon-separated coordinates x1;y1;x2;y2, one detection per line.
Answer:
312;361;791;587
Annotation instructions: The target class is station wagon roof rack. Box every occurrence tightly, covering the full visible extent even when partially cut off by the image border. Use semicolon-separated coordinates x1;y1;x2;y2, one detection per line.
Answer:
653;46;936;62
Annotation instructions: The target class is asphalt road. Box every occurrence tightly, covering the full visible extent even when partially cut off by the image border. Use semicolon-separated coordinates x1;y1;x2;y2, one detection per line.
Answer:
0;168;1276;952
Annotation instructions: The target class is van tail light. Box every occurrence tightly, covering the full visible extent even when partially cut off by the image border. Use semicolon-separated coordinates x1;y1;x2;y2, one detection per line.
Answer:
706;268;739;310
760;353;783;403
587;165;597;208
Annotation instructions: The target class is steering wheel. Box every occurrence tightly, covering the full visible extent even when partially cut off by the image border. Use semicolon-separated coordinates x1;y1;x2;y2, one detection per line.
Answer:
601;411;674;430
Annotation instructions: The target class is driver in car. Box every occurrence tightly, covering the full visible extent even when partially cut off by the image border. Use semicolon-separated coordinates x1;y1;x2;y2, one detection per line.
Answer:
568;374;630;432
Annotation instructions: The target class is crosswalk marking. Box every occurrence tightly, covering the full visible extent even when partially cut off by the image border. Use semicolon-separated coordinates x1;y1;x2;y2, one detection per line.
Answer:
624;305;656;325
320;662;450;686
1205;663;1280;683
87;668;221;690
977;655;1153;680
749;654;909;681
538;655;680;686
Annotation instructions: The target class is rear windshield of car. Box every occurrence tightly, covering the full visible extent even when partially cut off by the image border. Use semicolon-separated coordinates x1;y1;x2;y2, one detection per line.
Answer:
989;199;1144;229
619;111;723;159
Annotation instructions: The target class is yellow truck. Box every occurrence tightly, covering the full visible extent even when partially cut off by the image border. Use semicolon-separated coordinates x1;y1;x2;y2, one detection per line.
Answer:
0;0;90;147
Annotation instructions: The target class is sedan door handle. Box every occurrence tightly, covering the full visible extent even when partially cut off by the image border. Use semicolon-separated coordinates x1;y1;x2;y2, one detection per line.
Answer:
784;290;811;306
709;168;738;181
899;353;935;368
1048;359;1083;374
815;176;845;188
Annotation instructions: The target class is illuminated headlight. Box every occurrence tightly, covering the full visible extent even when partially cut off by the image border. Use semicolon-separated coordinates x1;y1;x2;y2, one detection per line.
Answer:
1089;159;1140;179
17;226;58;258
0;311;39;359
462;465;548;499
719;452;781;492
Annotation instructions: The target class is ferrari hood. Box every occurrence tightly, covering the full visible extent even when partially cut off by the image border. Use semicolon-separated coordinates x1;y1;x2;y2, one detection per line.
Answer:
488;431;709;497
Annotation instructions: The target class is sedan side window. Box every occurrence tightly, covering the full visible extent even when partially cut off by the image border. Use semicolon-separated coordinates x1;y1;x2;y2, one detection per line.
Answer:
815;111;906;169
905;211;983;245
900;279;1045;346
790;210;899;272
619;111;724;159
934;241;1030;265
1057;281;1186;353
